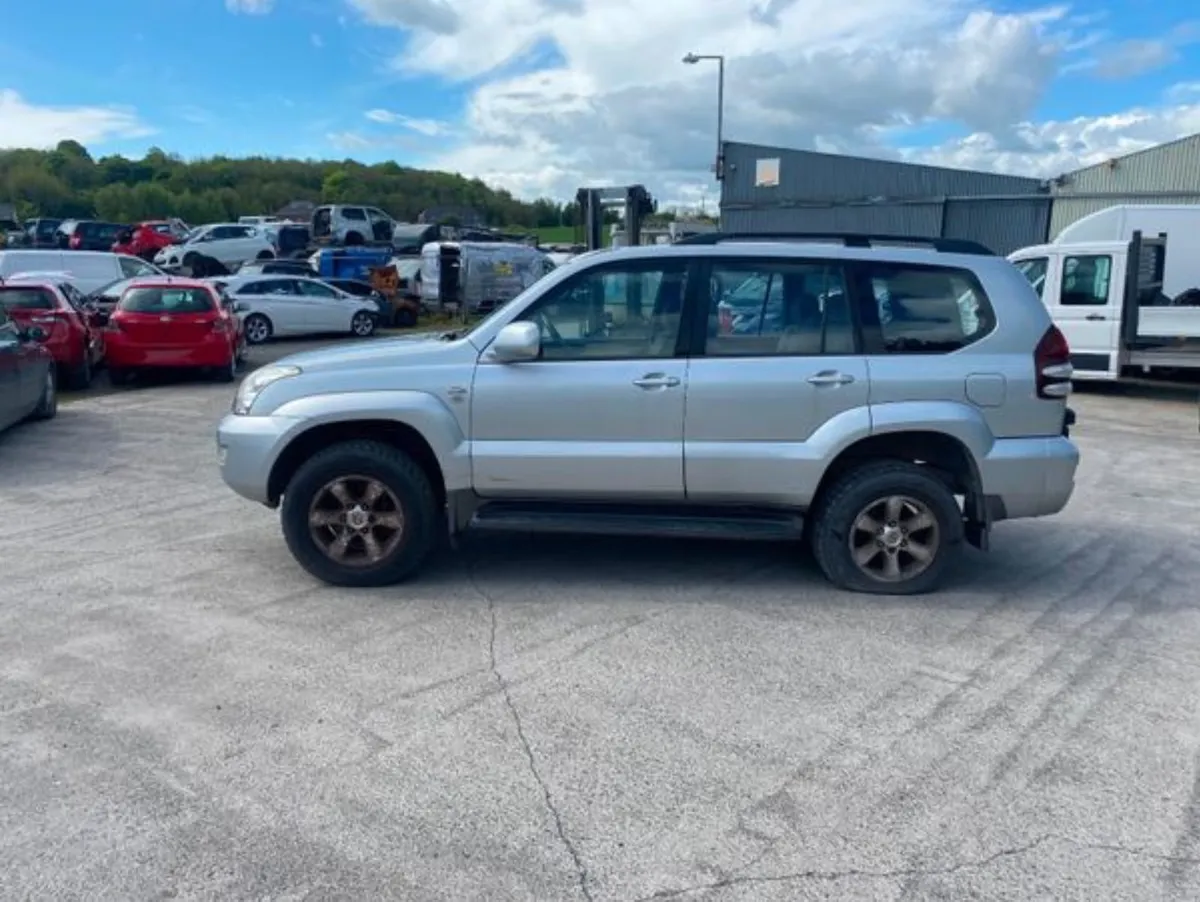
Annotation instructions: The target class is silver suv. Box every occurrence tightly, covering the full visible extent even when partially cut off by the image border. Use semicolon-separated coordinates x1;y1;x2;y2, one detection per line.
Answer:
216;233;1080;595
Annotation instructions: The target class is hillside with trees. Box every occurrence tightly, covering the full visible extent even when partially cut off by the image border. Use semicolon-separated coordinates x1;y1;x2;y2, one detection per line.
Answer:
0;140;576;229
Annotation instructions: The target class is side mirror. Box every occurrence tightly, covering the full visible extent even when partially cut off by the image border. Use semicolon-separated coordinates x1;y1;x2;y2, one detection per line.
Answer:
23;326;47;342
491;321;540;362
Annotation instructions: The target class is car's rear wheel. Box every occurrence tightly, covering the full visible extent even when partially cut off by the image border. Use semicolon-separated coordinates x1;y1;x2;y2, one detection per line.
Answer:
29;366;57;420
68;350;93;390
350;311;376;338
280;440;438;587
392;306;418;328
810;461;962;595
244;314;272;344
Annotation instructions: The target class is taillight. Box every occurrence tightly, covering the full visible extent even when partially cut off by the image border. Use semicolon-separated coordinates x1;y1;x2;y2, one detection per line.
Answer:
1034;324;1072;399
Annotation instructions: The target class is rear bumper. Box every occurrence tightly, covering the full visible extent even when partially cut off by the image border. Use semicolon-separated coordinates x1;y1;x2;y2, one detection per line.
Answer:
979;434;1080;522
106;336;233;368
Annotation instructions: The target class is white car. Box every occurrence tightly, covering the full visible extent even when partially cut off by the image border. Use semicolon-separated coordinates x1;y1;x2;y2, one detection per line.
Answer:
0;249;163;293
218;274;384;344
155;223;275;271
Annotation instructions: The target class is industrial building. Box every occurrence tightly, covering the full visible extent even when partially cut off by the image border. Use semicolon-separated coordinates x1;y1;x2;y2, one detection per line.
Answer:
718;133;1200;255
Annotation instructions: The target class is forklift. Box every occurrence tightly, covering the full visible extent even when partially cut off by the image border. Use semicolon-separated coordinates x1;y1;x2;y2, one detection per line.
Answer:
574;185;656;251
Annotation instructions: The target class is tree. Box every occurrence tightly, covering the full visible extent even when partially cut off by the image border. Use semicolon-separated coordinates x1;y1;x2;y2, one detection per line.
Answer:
0;142;569;230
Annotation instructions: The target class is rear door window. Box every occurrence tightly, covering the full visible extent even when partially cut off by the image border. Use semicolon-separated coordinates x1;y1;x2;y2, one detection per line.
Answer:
862;263;996;353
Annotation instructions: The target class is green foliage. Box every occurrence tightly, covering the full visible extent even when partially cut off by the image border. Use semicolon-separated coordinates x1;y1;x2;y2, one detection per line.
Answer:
0;140;576;228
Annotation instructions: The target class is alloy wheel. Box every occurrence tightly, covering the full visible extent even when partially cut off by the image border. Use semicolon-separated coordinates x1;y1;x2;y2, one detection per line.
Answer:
307;475;405;567
848;494;940;583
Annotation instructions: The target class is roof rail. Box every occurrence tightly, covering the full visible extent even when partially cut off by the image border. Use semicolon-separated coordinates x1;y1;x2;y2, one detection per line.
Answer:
672;231;995;256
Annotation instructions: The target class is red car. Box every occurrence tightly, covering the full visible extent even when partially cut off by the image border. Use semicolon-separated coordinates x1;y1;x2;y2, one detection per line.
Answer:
105;278;245;384
0;277;105;388
112;221;185;261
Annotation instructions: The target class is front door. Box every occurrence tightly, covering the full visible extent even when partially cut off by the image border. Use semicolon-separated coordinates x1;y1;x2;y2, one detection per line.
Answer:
684;257;869;506
470;258;693;500
1041;251;1122;379
290;279;349;331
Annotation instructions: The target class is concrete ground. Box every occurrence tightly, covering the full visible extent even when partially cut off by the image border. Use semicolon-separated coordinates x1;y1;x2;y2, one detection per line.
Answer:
2;350;1199;901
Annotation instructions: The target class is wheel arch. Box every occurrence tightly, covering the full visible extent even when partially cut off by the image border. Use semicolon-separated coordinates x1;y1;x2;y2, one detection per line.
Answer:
268;419;446;510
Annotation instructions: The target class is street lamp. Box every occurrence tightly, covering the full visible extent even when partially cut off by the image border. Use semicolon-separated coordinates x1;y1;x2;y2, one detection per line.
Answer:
682;52;725;181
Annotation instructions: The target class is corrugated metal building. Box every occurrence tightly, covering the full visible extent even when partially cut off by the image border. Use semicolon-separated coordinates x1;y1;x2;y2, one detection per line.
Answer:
719;141;1052;254
1049;132;1200;236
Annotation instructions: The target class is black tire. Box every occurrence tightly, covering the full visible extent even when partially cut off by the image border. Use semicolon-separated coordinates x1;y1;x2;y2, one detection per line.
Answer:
810;461;963;595
350;310;376;338
280;440;439;587
393;306;418;328
108;366;132;386
243;313;273;344
68;351;93;390
29;365;57;420
182;251;199;268
344;231;364;246
256;249;274;260
213;354;237;383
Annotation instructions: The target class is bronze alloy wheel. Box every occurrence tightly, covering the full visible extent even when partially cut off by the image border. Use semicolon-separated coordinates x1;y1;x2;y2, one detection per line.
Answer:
848;494;940;583
308;475;406;567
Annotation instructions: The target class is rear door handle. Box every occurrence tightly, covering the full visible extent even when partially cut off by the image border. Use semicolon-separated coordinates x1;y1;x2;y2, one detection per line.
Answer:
807;370;855;386
1085;314;1107;321
633;374;681;389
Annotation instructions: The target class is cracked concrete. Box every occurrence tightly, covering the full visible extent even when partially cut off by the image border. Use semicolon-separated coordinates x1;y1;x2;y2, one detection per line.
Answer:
2;351;1200;901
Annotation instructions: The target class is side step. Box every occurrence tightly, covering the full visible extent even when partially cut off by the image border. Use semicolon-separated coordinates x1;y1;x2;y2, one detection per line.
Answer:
468;501;805;541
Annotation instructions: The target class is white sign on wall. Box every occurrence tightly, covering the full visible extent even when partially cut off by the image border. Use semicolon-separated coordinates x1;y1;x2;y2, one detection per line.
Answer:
755;157;781;187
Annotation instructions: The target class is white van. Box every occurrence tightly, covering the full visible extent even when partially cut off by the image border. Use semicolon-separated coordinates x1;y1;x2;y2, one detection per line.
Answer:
0;250;163;294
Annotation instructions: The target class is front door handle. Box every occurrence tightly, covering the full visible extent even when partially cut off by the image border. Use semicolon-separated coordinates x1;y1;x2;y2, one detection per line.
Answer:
807;370;855;386
1085;314;1107;321
633;374;681;389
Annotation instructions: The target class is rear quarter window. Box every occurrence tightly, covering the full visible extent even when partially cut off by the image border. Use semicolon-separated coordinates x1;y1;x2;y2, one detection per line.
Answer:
0;287;56;310
863;264;996;353
120;287;215;313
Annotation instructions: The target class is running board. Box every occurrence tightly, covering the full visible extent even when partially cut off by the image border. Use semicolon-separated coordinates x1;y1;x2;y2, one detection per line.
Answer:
468;501;805;541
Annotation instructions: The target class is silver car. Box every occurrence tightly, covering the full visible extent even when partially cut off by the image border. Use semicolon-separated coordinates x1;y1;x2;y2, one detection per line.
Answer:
216;234;1079;595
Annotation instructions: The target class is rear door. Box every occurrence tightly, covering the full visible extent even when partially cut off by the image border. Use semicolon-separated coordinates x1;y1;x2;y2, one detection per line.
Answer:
682;256;869;506
235;278;305;335
1040;251;1122;379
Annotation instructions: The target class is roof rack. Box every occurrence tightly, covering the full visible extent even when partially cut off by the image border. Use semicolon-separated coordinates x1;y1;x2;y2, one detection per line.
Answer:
672;231;995;256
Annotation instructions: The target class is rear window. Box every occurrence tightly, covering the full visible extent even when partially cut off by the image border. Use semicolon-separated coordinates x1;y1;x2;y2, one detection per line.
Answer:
0;287;56;310
864;264;996;353
119;287;214;313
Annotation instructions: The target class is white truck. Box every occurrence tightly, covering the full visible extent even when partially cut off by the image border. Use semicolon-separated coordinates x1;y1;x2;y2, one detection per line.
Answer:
1008;205;1200;380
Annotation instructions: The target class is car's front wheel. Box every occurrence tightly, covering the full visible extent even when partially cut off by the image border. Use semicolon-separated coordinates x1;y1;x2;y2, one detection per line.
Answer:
350;310;376;338
810;461;962;595
243;314;272;344
280;440;439;587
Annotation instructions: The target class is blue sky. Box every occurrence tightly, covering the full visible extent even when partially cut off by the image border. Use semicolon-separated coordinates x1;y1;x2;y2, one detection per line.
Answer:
0;0;1197;201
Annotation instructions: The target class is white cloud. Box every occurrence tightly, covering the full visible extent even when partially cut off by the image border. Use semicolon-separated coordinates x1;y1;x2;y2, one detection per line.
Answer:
0;90;153;149
364;109;451;136
225;0;274;13
345;1;1200;204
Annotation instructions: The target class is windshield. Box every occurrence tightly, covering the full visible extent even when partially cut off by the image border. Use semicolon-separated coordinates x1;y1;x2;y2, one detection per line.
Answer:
0;287;55;310
119;287;214;313
93;277;134;299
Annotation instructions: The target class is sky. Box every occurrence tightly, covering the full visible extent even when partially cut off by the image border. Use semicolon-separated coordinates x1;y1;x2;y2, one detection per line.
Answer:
0;0;1198;208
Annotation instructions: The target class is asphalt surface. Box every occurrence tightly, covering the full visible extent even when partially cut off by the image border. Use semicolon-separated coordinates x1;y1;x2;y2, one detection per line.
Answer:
2;351;1200;901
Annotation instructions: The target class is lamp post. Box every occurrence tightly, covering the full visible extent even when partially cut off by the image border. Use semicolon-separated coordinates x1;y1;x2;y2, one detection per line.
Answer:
682;52;725;181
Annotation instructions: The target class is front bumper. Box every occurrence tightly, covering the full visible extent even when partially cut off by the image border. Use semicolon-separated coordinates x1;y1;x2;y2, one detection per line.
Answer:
216;412;301;506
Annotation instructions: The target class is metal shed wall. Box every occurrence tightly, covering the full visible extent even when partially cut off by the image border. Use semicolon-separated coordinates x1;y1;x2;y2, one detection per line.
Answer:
719;142;1051;254
1049;132;1200;236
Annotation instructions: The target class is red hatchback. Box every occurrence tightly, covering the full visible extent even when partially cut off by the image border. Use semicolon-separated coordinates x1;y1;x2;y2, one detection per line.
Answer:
0;278;104;388
105;278;244;384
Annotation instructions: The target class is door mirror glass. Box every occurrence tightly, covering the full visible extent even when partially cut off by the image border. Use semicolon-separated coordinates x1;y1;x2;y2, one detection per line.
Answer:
491;321;540;362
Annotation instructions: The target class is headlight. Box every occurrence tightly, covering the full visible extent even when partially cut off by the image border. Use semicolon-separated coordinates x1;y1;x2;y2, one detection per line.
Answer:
232;364;301;415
